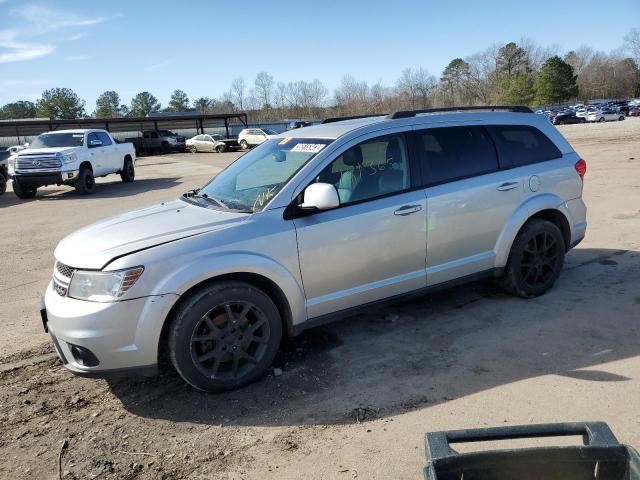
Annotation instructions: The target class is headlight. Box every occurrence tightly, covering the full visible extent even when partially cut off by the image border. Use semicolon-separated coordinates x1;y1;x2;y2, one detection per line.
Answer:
8;156;16;169
63;153;77;164
68;267;144;302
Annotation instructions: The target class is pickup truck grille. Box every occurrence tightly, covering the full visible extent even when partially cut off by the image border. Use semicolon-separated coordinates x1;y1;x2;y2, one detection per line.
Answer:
16;155;62;171
56;261;76;278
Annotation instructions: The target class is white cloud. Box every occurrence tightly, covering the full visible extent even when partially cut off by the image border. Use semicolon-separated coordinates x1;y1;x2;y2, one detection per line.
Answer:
0;3;121;64
0;35;55;64
145;61;171;71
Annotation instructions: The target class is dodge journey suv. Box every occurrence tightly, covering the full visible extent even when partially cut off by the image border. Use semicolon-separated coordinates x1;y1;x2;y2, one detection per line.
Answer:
43;106;587;392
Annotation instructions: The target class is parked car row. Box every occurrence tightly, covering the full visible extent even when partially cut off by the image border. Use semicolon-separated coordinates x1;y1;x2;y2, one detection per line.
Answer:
537;99;639;125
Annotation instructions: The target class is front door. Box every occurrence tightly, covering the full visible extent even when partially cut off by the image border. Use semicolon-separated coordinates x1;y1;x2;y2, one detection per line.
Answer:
294;133;427;318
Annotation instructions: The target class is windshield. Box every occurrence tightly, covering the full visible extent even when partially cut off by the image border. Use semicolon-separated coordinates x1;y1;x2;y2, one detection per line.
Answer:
158;130;176;136
193;137;332;212
263;129;278;135
30;132;84;148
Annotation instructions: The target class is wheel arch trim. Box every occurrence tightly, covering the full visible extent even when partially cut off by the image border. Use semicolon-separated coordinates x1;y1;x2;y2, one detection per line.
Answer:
494;193;573;267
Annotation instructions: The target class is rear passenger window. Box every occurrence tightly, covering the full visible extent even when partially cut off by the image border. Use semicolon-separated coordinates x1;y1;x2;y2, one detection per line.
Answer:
416;126;498;185
488;125;561;167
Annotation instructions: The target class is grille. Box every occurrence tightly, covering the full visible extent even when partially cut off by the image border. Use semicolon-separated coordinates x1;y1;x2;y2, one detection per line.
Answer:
56;261;76;278
53;280;68;297
16;155;62;171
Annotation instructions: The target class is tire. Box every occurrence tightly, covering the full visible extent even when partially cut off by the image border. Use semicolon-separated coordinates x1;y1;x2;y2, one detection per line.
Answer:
0;175;6;195
215;144;225;153
499;219;566;298
168;281;283;392
619;116;625;121
598;117;605;122
580;118;586;123
188;145;197;154
13;180;37;199
120;159;135;183
239;140;249;150
75;166;95;195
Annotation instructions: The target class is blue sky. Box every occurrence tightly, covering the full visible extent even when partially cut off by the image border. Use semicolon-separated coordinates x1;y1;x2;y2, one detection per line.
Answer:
1;0;638;111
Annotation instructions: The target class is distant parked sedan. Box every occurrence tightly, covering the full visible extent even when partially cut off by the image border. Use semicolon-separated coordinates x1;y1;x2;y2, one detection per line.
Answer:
186;134;240;153
586;109;626;122
628;107;640;117
552;112;586;125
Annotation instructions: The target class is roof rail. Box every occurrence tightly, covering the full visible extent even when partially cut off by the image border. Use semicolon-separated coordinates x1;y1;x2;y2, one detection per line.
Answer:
386;105;533;119
321;113;387;124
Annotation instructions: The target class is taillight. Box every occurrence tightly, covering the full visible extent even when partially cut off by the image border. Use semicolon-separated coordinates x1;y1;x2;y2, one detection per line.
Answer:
575;159;587;179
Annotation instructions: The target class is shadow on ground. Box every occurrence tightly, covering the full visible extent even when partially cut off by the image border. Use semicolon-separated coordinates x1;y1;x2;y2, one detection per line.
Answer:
107;247;639;427
0;177;182;207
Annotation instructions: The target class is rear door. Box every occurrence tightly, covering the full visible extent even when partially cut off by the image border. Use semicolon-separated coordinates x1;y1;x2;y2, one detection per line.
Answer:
415;125;526;286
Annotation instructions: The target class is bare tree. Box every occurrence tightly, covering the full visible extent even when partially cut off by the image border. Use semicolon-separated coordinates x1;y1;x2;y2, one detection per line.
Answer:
397;67;437;108
624;27;640;64
254;72;274;109
230;77;246;110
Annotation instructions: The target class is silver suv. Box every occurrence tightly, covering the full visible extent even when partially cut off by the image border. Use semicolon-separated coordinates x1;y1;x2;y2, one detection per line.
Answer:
42;106;587;392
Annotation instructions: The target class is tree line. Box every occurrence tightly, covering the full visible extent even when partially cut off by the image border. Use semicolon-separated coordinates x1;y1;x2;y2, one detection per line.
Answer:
1;30;639;122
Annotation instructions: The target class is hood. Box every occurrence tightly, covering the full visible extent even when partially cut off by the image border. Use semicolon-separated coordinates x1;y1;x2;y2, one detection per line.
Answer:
18;147;76;156
55;199;248;269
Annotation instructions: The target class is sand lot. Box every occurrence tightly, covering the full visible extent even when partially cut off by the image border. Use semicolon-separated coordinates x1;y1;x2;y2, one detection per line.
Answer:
1;119;639;479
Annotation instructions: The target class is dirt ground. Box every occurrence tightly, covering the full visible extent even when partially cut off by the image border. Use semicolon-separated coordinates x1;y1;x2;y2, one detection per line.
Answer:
1;119;639;479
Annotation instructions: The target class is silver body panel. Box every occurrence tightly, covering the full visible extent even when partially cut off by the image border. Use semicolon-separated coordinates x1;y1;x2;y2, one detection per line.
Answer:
45;111;587;374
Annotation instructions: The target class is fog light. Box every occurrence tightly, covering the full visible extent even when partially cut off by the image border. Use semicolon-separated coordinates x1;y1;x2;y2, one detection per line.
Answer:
68;173;73;178
69;344;100;367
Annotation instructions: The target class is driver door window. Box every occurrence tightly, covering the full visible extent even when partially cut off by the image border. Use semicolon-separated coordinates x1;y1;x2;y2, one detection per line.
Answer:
316;134;410;205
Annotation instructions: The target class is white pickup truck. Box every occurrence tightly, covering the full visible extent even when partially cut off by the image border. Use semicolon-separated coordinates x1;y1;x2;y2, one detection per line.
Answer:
9;129;136;198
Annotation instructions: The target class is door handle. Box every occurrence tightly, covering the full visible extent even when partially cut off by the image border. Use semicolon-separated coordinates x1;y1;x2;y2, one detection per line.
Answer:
394;204;422;216
496;181;520;191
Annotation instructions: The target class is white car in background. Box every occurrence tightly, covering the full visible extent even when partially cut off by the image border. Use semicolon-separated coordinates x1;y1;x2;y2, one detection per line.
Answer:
237;128;278;150
586;108;626;123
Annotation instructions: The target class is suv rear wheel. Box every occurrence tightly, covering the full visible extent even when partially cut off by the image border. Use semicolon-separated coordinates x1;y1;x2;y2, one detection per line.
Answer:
13;180;37;199
239;140;249;150
168;281;283;392
500;219;565;298
75;166;95;195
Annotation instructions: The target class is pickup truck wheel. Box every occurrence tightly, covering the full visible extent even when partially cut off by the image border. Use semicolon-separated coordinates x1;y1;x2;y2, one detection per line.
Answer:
500;219;565;298
168;281;282;392
216;144;225;153
13;180;37;199
75;167;95;195
239;140;249;150
120;159;135;183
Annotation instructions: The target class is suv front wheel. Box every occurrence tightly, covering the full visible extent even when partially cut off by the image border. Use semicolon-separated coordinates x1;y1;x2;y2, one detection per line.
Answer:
500;219;565;298
168;281;283;392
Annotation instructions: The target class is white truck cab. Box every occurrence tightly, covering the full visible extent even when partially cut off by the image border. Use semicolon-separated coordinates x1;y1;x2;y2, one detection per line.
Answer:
9;129;136;198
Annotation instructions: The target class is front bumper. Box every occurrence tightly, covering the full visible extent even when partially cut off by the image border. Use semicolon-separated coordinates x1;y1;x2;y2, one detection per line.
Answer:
43;281;178;376
12;169;78;187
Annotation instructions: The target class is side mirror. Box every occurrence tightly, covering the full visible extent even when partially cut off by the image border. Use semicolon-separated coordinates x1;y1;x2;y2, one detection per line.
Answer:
299;183;340;211
89;139;103;148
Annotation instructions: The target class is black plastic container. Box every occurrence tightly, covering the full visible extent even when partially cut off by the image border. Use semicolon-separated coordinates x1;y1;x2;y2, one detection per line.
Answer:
424;422;640;480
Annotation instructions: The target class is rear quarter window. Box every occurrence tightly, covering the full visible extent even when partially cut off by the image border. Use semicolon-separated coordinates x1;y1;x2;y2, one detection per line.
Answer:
488;125;561;167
